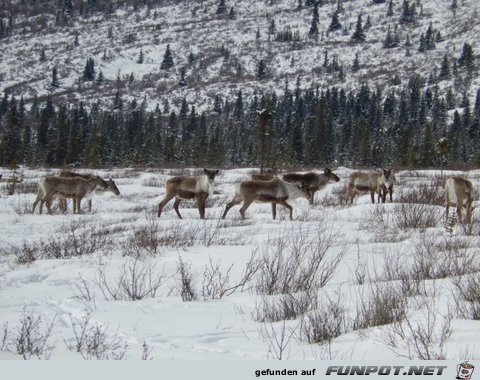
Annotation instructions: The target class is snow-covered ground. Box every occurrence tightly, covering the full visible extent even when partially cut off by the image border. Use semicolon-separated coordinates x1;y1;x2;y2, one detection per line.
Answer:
0;166;479;360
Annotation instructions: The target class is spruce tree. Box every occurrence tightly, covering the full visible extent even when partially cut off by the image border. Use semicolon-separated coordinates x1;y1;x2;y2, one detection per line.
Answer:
351;15;366;42
328;11;342;32
458;42;474;69
216;0;227;15
439;54;450;79
308;2;319;37
160;44;174;70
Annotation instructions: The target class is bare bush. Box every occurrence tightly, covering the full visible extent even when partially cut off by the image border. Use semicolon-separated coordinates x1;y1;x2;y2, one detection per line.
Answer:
452;273;480;320
353;282;407;331
253;292;313;323
10;221;114;264
177;256;198;302
201;254;259;300
397;181;444;206
316;184;349;208
13;307;56;360
141;176;164;187
258;319;299;360
96;256;165;301
392;202;442;231
253;224;345;295
65;313;128;360
300;291;348;344
411;234;476;280
1;322;9;351
382;298;452;359
124;212;163;256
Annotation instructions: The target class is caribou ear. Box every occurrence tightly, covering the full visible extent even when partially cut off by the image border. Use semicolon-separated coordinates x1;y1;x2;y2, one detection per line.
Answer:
214;169;219;175
203;168;209;174
324;168;330;174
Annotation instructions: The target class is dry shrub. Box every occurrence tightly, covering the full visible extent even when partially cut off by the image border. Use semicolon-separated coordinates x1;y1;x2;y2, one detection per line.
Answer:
65;313;128;360
392;202;442;231
353;282;408;331
253;224;345;295
452;273;480;320
300;292;348;344
316;184;349;208
411;234;476;280
253;292;313;322
13;307;56;360
397;180;444;206
381;297;452;359
10;221;114;264
96;256;165;301
141;176;164;187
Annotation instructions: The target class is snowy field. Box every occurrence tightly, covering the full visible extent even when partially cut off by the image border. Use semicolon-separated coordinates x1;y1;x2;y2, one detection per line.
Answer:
0;166;479;360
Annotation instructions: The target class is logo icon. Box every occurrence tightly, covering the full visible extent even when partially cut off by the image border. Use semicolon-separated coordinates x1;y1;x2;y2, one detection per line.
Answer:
457;362;475;379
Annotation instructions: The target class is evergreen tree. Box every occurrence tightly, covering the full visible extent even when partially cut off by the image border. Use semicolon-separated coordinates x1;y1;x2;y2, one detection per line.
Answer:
137;48;144;64
256;60;267;80
351;53;360;72
51;67;59;88
386;0;394;17
82;57;95;81
160;44;174;70
400;0;416;24
439;54;450;79
216;0;227;15
328;11;342;32
351;15;366;42
458;42;475;69
179;66;187;86
308;2;319;37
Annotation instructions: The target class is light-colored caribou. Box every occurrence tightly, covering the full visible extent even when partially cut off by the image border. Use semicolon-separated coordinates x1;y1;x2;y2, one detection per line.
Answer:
221;178;310;220
58;171;120;212
251;168;340;204
445;176;474;224
157;168;220;219
33;175;119;214
347;169;394;204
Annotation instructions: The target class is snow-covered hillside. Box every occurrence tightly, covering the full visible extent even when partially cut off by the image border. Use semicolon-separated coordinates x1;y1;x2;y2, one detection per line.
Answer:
1;0;480;111
0;167;479;360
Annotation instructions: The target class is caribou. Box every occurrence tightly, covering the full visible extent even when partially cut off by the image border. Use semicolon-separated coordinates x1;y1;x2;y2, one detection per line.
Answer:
282;168;340;204
32;175;116;214
157;168;220;219
221;177;311;220
250;168;340;204
347;169;393;204
445;176;474;224
57;171;120;212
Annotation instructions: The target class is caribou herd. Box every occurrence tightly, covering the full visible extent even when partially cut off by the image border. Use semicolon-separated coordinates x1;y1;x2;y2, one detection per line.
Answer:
31;168;475;224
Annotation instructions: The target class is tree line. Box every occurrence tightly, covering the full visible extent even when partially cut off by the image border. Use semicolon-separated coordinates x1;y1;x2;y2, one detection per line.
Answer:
1;75;479;170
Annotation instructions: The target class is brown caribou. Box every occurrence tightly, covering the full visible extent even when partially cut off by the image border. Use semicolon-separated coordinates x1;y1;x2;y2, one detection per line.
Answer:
250;168;340;204
157;168;220;219
445;176;474;224
57;171;120;212
221;178;310;220
32;176;114;214
282;168;340;204
347;169;393;204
